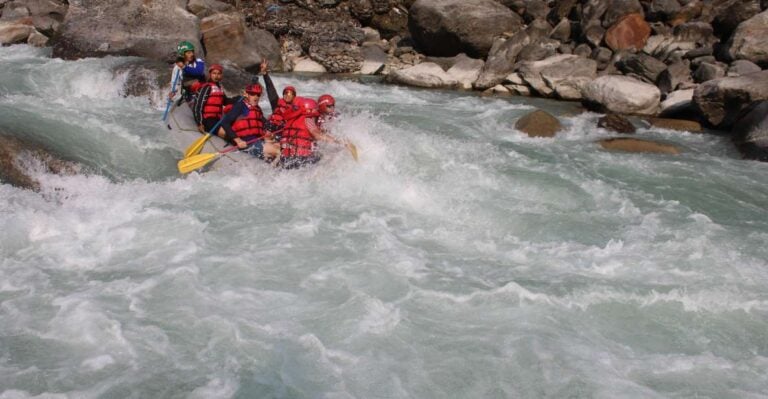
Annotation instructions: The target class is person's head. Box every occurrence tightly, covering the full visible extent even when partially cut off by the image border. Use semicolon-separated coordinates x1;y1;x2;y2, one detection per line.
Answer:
244;83;262;105
283;86;296;103
317;94;335;114
208;64;223;83
177;41;195;62
296;97;319;118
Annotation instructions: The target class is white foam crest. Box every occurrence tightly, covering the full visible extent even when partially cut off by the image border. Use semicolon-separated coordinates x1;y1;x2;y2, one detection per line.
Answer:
0;44;52;61
358;296;401;335
187;377;239;399
418;280;554;306
0;390;71;399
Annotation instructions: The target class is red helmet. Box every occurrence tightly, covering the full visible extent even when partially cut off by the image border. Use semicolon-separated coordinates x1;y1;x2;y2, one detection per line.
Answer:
294;97;319;117
208;64;223;73
283;85;296;96
245;83;262;95
318;94;335;113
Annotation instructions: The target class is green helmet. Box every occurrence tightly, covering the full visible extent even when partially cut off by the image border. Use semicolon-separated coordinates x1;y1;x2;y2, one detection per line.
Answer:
177;41;195;56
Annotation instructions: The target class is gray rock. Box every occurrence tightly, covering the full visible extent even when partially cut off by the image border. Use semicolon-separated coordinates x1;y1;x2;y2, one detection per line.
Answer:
517;38;560;62
52;0;200;61
370;6;409;39
673;22;715;46
518;54;597;100
660;88;695;114
474;30;531;89
549;0;579;24
657;61;693;94
615;53;668;83
446;54;485;89
598;113;636;133
408;0;524;58
591;47;613;70
582;75;661;115
309;41;363;73
359;44;388;74
574;43;592;57
732;100;768;161
726;9;768;66
201;13;282;71
558;43;573;54
646;0;682;22
0;21;34;44
550;18;571;42
727;59;762;76
521;0;550;23
187;0;234;18
388;62;459;88
693;70;768;128
583;22;606;48
693;62;726;83
683;46;713;59
27;29;48;47
712;0;761;39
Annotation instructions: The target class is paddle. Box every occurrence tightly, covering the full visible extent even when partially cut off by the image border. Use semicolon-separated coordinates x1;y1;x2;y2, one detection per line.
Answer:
177;136;267;174
182;118;225;159
345;142;358;161
162;66;181;122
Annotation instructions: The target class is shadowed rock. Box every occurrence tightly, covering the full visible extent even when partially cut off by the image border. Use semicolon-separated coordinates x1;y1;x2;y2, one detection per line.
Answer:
598;114;636;133
598;137;680;154
693;70;768;129
732;100;768;161
726;10;768;66
201;12;282;71
0;135;81;191
515;109;563;137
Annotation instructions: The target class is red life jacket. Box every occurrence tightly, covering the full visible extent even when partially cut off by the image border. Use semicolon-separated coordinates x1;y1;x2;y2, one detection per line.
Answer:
280;114;315;157
201;82;225;120
274;98;293;117
232;102;265;139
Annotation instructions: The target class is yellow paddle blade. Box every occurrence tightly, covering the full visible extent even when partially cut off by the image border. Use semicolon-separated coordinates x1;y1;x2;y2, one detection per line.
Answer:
177;152;218;174
183;133;212;159
346;142;359;162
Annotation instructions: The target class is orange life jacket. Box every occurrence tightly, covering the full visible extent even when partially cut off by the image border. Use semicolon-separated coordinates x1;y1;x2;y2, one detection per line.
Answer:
232;102;265;139
280;114;315;157
201;83;225;120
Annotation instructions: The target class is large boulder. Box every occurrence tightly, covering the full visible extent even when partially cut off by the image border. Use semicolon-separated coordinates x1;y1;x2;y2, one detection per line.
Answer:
732;100;768;161
52;0;200;60
201;13;282;71
408;0;524;58
582;75;661;115
0;20;36;45
726;10;768;66
387;62;459;88
309;41;364;73
517;54;598;100
615;53;668;83
693;70;768;128
358;44;388;74
187;0;234;18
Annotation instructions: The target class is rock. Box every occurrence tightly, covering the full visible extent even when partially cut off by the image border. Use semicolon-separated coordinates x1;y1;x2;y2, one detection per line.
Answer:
574;43;592;58
693;62;726;82
672;22;715;46
604;13;651;51
615;53;668;83
518;54;598;100
732;100;768;161
359;44;388;74
517;38;560;62
582;75;661;115
362;27;381;43
657;62;694;94
712;0;761;40
598;137;680;154
388;62;459;88
408;0;524;58
27;29;48;47
521;0;550;22
52;0;200;61
646;0;682;22
591;47;613;70
350;0;375;20
292;58;327;72
370;6;408;39
690;55;716;68
727;60;762;76
583;23;606;48
726;10;768;66
473;30;531;89
693;70;768;128
515;109;563;137
660;88;695;114
446;54;484;89
683;46;713;59
550;18;571;42
504;83;532;95
549;0;579;23
670;1;703;26
201;13;282;71
645;117;702;131
0;20;34;44
558;43;573;54
187;0;234;18
602;0;644;28
0;134;80;191
489;84;512;95
309;41;364;73
598;113;636;133
505;72;526;85
1;2;30;20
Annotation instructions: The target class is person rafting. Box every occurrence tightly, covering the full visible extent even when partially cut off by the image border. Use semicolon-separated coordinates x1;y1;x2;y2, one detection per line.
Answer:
193;64;237;136
261;60;296;116
316;94;337;130
168;40;206;102
279;97;345;169
218;83;280;161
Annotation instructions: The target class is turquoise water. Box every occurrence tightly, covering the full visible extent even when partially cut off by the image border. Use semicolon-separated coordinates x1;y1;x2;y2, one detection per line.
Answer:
1;45;768;398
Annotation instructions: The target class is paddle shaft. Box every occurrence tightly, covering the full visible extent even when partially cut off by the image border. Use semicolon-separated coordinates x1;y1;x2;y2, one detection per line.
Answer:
162;68;181;121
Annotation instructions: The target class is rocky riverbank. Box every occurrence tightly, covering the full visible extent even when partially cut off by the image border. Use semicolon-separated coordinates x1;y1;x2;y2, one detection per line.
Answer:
1;0;767;161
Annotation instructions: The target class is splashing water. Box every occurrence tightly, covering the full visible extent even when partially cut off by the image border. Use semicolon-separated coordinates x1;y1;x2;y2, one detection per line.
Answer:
1;45;768;398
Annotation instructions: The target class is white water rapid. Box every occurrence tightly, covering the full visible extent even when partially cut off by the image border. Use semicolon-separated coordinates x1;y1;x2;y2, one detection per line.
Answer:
2;45;768;398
